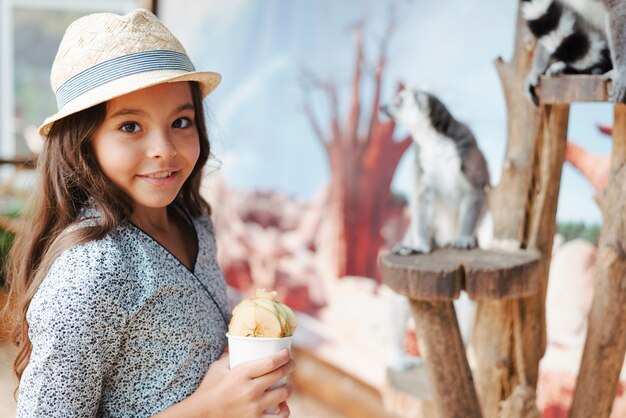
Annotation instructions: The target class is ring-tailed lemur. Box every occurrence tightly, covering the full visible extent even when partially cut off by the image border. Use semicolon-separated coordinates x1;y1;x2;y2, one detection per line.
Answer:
381;88;490;256
522;0;626;104
380;88;490;371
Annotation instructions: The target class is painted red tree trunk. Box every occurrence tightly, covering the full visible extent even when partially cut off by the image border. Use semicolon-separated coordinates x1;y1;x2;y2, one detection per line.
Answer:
327;105;411;281
598;124;613;136
563;125;614;192
304;20;411;282
565;141;610;191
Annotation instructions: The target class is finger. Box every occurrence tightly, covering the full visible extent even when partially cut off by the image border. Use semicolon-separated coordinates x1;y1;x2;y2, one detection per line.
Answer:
238;348;291;379
262;401;290;418
253;359;295;391
280;401;291;417
260;383;293;414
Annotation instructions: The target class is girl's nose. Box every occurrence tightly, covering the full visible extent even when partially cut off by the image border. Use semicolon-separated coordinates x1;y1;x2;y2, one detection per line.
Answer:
147;130;177;159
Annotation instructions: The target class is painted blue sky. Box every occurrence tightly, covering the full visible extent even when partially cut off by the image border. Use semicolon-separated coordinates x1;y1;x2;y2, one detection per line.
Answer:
162;0;613;224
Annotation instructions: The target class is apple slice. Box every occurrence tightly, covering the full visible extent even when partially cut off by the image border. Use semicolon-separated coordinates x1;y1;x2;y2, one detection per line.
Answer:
256;288;278;301
228;303;257;337
277;302;297;336
253;304;283;337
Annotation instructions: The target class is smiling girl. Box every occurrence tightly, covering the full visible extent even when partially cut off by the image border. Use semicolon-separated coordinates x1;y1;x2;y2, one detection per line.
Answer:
6;9;294;418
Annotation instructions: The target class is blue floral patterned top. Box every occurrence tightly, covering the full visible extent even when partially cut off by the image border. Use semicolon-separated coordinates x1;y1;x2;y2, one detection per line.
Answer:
17;204;230;417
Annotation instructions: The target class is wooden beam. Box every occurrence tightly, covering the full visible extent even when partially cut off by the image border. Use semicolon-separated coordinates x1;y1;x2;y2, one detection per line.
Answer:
569;104;626;418
536;75;610;104
472;299;514;415
410;299;482;418
490;6;541;245
519;103;570;388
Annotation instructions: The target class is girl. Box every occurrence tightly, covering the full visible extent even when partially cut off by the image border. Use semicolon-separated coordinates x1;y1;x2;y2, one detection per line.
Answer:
6;9;294;417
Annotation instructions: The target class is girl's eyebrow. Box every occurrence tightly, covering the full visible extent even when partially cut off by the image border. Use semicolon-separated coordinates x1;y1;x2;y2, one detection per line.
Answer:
175;103;195;114
108;103;195;119
109;108;146;118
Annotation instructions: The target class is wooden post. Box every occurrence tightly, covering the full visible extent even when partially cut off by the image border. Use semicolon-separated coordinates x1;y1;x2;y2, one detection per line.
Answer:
519;102;570;386
569;104;626;418
410;299;482;418
490;5;541;245
474;102;569;416
473;3;542;414
472;299;514;415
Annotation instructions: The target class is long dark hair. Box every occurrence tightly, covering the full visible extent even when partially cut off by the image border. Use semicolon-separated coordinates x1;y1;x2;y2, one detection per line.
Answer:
5;81;211;381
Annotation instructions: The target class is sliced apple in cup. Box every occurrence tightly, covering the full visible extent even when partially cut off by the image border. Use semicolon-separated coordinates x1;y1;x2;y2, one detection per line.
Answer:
229;288;298;337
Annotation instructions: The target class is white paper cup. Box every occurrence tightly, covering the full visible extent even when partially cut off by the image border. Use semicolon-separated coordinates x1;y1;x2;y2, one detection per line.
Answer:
226;333;293;413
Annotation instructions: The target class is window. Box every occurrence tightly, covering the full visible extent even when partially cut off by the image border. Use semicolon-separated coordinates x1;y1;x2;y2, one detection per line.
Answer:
0;0;149;158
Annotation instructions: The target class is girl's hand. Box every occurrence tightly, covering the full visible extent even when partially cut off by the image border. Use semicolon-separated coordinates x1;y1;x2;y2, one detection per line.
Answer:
191;348;296;418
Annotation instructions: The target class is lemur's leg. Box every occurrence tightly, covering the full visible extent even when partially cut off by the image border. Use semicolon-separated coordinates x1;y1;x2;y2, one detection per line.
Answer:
525;42;553;106
545;61;568;75
394;149;433;255
602;0;626;103
433;207;458;248
454;292;476;348
451;187;485;249
387;293;423;371
389;150;430;370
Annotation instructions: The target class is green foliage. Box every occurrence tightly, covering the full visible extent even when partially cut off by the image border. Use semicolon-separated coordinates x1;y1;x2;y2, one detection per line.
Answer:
0;210;22;289
0;229;14;288
557;221;601;246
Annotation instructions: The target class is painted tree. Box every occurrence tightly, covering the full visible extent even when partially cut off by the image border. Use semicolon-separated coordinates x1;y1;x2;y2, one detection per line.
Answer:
564;125;614;192
565;141;610;191
302;7;411;282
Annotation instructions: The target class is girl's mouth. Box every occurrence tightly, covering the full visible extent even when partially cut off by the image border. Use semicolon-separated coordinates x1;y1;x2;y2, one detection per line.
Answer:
138;170;180;185
147;171;173;179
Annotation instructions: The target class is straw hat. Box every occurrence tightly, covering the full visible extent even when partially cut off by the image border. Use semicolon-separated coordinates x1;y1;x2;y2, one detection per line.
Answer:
39;8;221;136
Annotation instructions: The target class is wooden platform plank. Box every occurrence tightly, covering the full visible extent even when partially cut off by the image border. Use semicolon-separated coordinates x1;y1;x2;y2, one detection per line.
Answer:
290;345;396;418
536;74;609;104
382;365;434;418
464;249;542;299
380;252;461;300
380;248;541;300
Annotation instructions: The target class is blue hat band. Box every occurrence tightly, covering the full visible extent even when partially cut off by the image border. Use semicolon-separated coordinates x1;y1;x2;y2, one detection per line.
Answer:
55;49;196;110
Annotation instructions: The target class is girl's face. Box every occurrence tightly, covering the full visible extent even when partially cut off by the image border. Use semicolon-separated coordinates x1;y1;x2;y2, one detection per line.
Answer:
92;82;200;212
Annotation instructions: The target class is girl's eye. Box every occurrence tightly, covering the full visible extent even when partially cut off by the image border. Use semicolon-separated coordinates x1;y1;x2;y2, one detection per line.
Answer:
172;117;193;129
120;122;141;133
